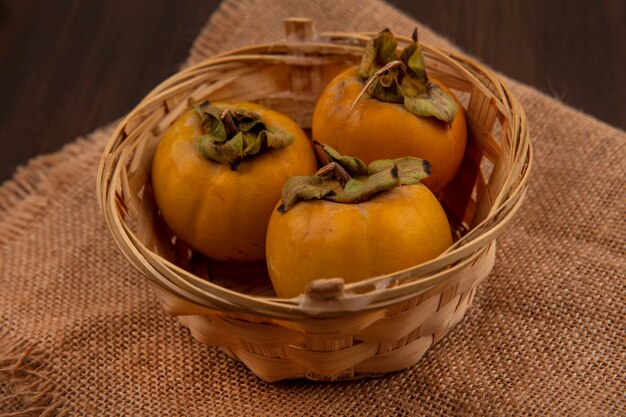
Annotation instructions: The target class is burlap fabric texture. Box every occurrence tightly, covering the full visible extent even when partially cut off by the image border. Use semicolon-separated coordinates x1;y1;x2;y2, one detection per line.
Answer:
1;0;624;415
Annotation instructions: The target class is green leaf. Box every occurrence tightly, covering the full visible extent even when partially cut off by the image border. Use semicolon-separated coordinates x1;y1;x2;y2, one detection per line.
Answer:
279;176;335;212
403;81;458;123
403;43;427;81
228;131;245;156
194;105;227;142
368;156;431;185
259;128;295;149
328;166;400;203
233;109;264;133
321;144;368;176
242;132;261;155
197;133;244;169
358;29;398;79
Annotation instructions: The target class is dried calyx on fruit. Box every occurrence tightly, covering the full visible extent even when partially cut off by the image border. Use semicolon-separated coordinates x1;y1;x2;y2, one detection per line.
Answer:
194;101;295;170
278;143;431;212
267;143;451;298
355;28;457;123
152;101;317;261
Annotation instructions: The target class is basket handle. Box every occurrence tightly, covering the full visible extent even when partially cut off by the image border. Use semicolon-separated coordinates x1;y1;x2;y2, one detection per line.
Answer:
304;278;345;302
284;17;315;41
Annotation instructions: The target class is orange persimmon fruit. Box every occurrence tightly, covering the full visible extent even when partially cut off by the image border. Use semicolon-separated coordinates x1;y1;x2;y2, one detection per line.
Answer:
313;28;467;195
152;101;317;261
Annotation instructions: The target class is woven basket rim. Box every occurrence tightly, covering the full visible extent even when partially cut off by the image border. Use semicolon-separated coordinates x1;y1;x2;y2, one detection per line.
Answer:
97;28;532;319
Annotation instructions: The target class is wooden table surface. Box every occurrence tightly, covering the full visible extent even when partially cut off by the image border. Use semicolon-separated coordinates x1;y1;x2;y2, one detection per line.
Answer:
0;0;624;182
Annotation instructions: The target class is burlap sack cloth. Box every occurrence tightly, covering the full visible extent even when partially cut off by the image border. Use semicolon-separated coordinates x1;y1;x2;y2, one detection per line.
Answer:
1;1;624;415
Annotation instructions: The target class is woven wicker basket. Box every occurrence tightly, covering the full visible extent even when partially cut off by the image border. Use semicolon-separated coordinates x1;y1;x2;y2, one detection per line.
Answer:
97;18;531;382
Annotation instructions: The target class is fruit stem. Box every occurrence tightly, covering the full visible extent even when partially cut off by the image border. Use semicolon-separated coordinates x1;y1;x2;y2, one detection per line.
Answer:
350;60;406;111
315;162;351;187
220;109;239;137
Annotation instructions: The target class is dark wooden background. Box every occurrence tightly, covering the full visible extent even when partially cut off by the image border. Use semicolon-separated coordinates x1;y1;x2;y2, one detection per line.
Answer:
0;0;624;182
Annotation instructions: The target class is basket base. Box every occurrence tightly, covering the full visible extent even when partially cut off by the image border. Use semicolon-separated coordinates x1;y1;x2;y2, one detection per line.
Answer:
169;242;493;382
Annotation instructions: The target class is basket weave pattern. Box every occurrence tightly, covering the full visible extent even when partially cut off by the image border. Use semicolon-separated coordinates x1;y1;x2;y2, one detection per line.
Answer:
98;19;531;381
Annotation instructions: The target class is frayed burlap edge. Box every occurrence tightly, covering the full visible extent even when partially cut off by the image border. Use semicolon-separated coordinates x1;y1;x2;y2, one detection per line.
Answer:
0;1;237;408
0;329;68;417
0;126;112;416
1;2;623;414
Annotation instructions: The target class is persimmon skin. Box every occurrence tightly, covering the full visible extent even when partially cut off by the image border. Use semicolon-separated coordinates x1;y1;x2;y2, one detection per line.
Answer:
312;67;467;195
151;101;317;261
266;183;452;298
